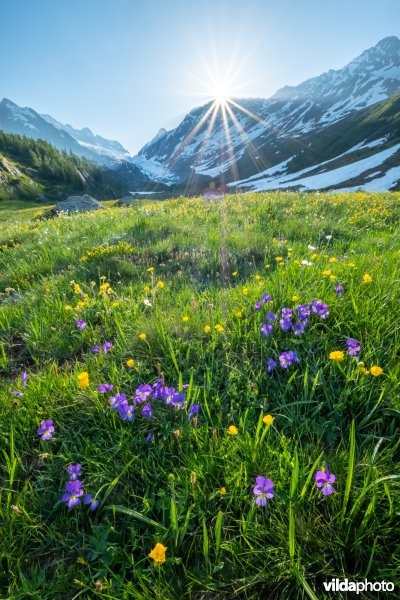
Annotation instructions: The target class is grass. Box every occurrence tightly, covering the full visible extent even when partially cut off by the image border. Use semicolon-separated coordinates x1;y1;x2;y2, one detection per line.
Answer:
0;191;399;599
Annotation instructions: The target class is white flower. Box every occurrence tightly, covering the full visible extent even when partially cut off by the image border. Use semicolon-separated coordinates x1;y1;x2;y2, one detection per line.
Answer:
326;235;332;240
301;260;313;266
308;245;316;250
143;298;152;307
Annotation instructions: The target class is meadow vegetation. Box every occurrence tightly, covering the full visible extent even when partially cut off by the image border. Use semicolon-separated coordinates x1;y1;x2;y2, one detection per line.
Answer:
0;191;399;599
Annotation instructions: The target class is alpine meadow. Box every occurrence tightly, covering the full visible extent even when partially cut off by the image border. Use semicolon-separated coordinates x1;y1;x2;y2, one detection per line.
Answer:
1;1;400;598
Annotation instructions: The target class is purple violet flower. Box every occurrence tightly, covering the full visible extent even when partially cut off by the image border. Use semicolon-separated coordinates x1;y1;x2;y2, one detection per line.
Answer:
98;383;114;393
293;322;306;336
267;359;277;372
135;384;153;404
314;466;336;496
253;476;274;506
152;377;164;399
110;393;127;409
188;403;200;420
335;285;343;298
346;338;361;356
92;345;101;354
37;419;55;441
21;371;28;387
118;402;134;421
146;432;154;442
67;464;82;480
84;494;100;511
12;390;24;397
62;480;84;508
102;341;113;354
311;300;329;319
141;403;153;419
261;323;274;337
76;319;86;331
279;317;292;332
265;311;276;322
279;351;300;368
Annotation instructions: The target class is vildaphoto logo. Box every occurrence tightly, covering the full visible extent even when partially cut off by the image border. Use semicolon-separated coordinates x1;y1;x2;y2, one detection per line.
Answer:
323;579;395;594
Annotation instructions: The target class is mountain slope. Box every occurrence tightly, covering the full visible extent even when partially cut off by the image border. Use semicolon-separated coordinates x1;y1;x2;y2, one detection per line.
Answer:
0;99;130;166
128;36;400;191
0;130;128;203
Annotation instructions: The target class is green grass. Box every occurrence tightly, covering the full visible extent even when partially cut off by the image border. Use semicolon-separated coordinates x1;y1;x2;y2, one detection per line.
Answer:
0;191;399;599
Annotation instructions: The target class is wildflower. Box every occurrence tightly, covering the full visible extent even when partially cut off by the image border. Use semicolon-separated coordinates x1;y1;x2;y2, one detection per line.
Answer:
204;325;211;332
62;480;84;508
242;287;249;295
65;305;73;311
141;403;153;420
253;476;274;506
346;338;361;356
76;319;86;331
267;359;277;372
370;366;383;377
255;301;262;310
118;402;135;422
215;324;224;332
275;256;283;262
136;384;153;403
126;359;135;367
293;322;306;336
363;274;372;283
12;390;24;397
92;345;101;354
147;267;154;272
279;351;300;368
265;264;270;269
329;351;344;362
232;271;237;276
236;311;243;318
144;298;152;306
146;432;154;442
188;403;200;420
149;542;167;564
261;323;273;337
279;317;292;332
311;300;329;319
144;285;150;292
314;466;336;495
21;371;28;387
102;342;113;354
84;494;99;511
263;414;274;426
157;281;164;288
67;464;82;480
335;285;343;298
37;419;55;441
308;245;316;250
139;333;146;340
291;295;299;301
152;377;164;399
261;294;271;304
78;372;89;388
98;383;114;393
322;270;331;276
329;275;336;281
227;425;238;435
266;311;276;322
326;235;332;240
110;392;127;409
182;315;189;322
329;257;337;263
220;487;227;495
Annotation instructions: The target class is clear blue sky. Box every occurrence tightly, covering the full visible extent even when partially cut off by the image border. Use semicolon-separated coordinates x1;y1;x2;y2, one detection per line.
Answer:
1;0;398;153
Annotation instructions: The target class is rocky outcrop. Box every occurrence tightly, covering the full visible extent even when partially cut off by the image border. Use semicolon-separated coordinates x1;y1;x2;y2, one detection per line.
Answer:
55;194;103;213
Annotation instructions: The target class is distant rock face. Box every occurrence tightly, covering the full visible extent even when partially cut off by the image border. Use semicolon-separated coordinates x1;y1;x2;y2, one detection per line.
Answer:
55;194;103;213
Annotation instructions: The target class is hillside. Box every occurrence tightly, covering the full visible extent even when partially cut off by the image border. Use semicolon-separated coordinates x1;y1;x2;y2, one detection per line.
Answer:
0;131;128;204
0;192;399;598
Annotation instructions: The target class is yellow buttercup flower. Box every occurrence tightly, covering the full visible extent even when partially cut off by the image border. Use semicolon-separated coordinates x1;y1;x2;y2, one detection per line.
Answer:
363;273;372;283
148;542;167;564
232;271;238;276
263;414;274;426
143;286;150;292
65;305;73;311
370;366;383;377
242;287;249;295
147;267;154;272
157;281;164;288
236;311;243;318
219;487;227;496
215;324;224;332
78;372;89;388
291;295;299;301
227;425;238;436
139;333;146;340
182;315;189;322
329;351;344;362
322;270;331;276
329;275;336;281
275;256;283;262
204;325;211;333
254;274;261;280
126;359;135;368
265;264;270;269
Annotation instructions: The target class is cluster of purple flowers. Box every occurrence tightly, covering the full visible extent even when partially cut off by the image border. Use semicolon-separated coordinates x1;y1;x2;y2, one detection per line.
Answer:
260;300;329;340
267;350;300;372
37;419;55;441
92;341;113;354
346;338;361;356
76;319;86;331
99;378;199;424
61;464;99;510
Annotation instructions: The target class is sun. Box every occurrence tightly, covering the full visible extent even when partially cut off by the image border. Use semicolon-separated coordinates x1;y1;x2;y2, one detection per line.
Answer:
213;85;230;106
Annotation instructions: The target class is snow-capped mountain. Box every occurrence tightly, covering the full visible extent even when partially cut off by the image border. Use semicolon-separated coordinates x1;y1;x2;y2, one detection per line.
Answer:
0;98;130;166
126;36;400;191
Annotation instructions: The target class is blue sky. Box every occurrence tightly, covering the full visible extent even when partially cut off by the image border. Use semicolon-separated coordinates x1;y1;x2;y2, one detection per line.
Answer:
1;0;399;153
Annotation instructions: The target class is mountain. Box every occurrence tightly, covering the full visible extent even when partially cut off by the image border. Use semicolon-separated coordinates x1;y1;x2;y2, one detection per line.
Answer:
127;36;400;192
0;130;128;203
0;98;130;167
